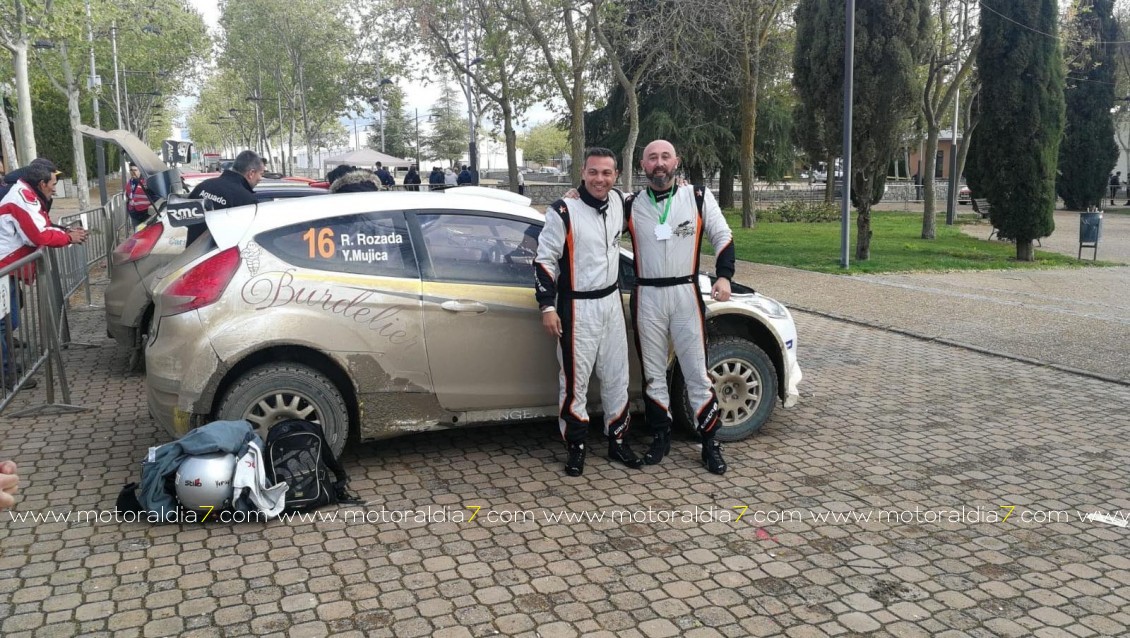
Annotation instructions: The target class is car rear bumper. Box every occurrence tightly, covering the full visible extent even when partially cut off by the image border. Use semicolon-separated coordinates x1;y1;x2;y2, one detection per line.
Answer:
105;262;143;347
146;311;222;440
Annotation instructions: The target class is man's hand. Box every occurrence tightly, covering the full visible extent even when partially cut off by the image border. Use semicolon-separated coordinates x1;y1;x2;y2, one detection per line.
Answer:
0;460;19;511
563;188;580;199
542;310;562;337
67;228;88;244
710;278;731;302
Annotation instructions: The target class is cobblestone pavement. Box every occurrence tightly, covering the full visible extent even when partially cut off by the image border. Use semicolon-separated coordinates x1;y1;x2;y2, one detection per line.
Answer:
2;289;1129;637
715;260;1130;384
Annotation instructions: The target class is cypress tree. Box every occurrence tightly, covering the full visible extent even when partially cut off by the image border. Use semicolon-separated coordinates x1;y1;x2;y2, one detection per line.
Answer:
793;0;929;259
1056;0;1119;211
967;0;1065;261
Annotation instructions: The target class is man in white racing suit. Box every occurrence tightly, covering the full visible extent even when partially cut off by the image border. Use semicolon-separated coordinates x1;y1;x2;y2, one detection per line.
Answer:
535;148;642;477
628;140;735;475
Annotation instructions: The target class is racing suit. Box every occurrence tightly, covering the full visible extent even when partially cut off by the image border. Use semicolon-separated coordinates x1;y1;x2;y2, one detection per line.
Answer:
626;184;735;438
534;187;630;445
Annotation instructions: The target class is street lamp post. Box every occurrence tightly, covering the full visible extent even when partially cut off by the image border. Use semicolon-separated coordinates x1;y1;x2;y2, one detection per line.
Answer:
461;0;479;185
85;0;108;205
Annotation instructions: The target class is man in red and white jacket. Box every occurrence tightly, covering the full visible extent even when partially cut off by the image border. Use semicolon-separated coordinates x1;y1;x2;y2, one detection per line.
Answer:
1;160;87;387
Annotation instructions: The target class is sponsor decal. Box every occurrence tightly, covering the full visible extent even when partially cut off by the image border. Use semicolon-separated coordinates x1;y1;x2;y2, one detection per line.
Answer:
165;200;207;227
673;220;695;238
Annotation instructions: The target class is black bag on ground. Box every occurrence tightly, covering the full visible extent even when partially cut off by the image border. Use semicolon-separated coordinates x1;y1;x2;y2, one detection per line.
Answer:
264;420;360;512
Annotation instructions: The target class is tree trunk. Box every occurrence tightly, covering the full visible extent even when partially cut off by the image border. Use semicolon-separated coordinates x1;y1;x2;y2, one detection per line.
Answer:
60;49;90;211
956;96;976;188
738;20;760;229
622;88;639;193
1016;240;1034;261
0;84;18;172
569;69;585;184
503;106;518;194
824;154;835;203
13;43;37;165
719;161;735;208
921;126;940;239
687;164;705;185
854;175;873;261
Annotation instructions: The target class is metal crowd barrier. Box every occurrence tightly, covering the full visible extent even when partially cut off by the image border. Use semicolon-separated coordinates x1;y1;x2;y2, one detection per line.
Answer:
0;249;86;415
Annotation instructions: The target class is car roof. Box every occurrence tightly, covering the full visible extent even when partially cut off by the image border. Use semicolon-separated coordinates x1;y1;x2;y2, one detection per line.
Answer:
206;186;542;249
254;184;327;196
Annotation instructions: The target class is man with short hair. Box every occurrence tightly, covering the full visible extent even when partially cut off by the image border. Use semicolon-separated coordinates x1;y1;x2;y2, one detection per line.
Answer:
404;165;421;192
186;150;264;245
0;159;87;388
457;164;473;186
629;139;735;475
428;166;445;191
374;162;395;188
535;147;641;476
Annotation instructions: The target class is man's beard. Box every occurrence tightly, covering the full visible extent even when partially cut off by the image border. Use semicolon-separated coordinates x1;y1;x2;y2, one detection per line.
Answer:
647;169;672;190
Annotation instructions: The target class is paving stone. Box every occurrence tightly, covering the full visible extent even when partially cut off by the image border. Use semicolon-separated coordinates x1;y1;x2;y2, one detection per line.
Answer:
2;293;1128;638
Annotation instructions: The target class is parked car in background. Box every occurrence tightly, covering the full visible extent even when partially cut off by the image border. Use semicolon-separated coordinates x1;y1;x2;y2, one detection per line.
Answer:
958;185;971;205
106;179;327;369
145;187;802;458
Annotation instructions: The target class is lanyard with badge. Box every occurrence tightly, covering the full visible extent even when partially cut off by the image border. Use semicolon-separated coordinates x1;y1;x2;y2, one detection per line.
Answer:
649;187;674;241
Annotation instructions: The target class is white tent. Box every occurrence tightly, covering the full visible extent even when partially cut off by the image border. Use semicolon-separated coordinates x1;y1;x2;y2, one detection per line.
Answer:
322;149;413;174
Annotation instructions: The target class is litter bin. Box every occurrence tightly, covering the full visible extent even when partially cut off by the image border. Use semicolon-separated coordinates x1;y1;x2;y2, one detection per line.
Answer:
1078;210;1102;260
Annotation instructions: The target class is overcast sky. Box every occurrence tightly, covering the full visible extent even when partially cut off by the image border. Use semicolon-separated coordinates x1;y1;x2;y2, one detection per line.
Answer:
183;0;552;132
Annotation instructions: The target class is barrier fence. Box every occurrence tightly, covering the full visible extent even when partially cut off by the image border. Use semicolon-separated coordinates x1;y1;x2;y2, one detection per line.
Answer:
0;250;84;415
2;193;128;415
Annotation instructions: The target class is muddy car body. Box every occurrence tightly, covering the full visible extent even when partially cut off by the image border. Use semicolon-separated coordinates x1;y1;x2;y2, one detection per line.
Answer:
146;187;802;456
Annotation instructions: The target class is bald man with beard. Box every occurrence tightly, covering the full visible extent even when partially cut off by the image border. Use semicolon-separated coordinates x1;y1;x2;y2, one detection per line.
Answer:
627;140;735;475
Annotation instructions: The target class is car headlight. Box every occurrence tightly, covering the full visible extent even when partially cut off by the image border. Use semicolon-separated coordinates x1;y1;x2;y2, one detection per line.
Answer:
742;294;790;319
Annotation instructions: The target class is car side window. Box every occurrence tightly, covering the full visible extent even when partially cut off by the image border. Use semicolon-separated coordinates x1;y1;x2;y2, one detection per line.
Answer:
417;212;540;286
255;211;417;278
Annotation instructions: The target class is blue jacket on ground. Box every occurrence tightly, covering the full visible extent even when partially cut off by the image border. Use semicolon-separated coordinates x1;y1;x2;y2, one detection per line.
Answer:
139;420;260;521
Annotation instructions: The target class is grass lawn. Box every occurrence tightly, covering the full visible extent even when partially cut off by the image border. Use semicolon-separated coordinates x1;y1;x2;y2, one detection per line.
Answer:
721;210;1118;274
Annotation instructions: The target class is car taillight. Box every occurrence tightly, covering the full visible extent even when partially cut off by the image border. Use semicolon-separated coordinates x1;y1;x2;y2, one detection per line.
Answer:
112;222;165;265
159;247;241;317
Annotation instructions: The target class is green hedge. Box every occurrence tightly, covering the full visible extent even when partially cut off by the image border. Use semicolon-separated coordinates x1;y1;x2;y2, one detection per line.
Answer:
757;199;841;223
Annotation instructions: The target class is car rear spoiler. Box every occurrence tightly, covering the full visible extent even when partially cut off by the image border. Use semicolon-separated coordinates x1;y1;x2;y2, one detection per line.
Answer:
76;125;181;200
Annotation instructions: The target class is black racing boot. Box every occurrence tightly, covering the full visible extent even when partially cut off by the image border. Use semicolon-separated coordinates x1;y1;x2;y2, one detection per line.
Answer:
564;442;586;477
642;429;671;465
608;437;643;469
701;438;727;475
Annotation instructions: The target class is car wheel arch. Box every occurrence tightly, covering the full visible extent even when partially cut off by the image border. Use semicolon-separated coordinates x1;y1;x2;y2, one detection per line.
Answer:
206;345;359;435
704;314;785;401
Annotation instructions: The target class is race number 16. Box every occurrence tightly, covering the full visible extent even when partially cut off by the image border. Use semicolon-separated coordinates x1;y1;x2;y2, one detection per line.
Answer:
302;227;336;259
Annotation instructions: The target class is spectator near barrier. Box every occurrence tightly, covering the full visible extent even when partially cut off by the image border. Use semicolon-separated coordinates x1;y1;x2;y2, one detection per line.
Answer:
126;164;154;227
0;160;88;389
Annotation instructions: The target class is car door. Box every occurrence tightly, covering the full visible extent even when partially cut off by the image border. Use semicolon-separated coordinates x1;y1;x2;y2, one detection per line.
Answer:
248;211;429;398
412;210;558;411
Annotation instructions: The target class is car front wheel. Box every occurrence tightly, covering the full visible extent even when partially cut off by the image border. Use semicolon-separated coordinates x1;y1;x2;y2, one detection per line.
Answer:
217;363;350;458
673;337;778;442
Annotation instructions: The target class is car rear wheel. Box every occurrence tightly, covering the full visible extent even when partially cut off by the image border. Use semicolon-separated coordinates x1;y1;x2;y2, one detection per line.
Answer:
673;337;778;442
217;363;349;457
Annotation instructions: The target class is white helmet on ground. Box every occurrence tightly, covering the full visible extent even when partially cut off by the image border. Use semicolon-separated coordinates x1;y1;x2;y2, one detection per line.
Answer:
174;452;237;511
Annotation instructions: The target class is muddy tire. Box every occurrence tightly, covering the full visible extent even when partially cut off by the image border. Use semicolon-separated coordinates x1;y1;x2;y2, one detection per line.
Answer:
217;363;349;458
